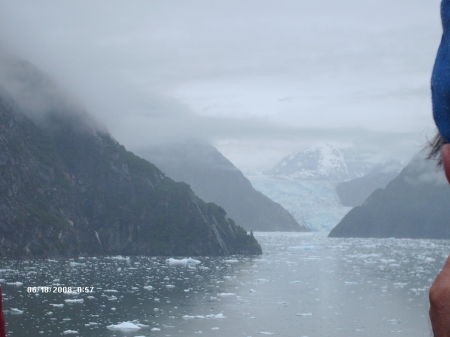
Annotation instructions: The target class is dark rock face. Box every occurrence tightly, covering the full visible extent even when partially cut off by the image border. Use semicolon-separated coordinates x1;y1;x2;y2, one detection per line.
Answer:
140;142;306;232
0;72;261;258
336;170;399;207
329;154;450;239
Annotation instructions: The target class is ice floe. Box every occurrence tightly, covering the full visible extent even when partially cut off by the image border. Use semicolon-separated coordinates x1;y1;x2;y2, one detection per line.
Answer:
182;313;225;320
64;299;84;304
10;308;23;315
62;330;78;335
106;321;147;331
166;258;201;266
6;282;23;287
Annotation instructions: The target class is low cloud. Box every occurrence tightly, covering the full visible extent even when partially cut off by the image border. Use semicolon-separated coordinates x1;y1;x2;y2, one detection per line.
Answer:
0;0;441;171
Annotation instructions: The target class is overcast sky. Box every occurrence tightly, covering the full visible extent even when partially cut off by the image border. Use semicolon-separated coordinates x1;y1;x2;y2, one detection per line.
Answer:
0;0;443;171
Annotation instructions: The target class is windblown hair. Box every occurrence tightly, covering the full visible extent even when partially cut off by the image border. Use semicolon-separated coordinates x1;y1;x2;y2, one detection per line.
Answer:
428;132;446;165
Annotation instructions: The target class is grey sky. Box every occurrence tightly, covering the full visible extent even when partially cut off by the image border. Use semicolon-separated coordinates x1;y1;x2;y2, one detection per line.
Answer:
0;0;443;171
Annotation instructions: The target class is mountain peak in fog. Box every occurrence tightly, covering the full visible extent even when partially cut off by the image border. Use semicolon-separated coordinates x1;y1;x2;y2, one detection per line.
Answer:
268;143;374;181
139;141;307;232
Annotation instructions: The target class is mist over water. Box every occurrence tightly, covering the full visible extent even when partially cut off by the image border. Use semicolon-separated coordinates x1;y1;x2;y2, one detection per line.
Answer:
1;233;441;337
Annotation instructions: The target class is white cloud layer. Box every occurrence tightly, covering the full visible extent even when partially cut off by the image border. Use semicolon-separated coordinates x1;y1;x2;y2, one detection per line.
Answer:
0;0;442;170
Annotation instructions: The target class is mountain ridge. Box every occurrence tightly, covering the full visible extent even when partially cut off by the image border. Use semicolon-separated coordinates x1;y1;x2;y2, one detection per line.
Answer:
329;152;450;238
0;57;261;257
139;141;308;232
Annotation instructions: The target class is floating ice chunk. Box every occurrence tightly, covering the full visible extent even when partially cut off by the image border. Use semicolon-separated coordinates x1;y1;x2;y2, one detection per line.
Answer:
207;313;225;319
217;293;235;297
258;332;274;335
107;321;143;331
166;258;201;266
50;304;64;308
143;285;154;291
296;313;313;317
84;322;99;327
104;289;118;293
64;299;84;304
165;285;175;289
10;308;23;315
109;256;131;262
182;313;225;320
63;330;78;335
224;259;239;263
69;262;84;267
6;282;23;287
151;327;161;331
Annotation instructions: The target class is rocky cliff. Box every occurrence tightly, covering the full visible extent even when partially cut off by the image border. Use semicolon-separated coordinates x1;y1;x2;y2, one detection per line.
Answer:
329;153;450;238
0;58;261;257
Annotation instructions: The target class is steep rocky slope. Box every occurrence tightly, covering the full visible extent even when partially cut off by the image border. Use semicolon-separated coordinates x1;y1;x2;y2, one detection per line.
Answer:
0;58;261;257
329;153;450;238
140;142;307;232
336;163;401;207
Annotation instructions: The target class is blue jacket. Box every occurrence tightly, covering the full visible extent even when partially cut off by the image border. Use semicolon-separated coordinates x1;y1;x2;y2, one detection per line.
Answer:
433;0;450;142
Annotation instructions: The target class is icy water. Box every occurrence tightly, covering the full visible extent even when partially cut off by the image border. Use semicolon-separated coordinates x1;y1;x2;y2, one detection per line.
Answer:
2;232;448;337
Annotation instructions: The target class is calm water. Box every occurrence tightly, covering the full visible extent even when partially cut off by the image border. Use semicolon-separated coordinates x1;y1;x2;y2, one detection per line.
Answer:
1;232;448;337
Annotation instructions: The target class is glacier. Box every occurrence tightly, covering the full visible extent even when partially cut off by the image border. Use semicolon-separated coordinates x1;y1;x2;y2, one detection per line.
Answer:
248;144;400;232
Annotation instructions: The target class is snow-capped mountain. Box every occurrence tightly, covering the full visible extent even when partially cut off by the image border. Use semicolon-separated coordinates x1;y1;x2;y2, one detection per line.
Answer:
249;144;400;232
269;144;373;181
